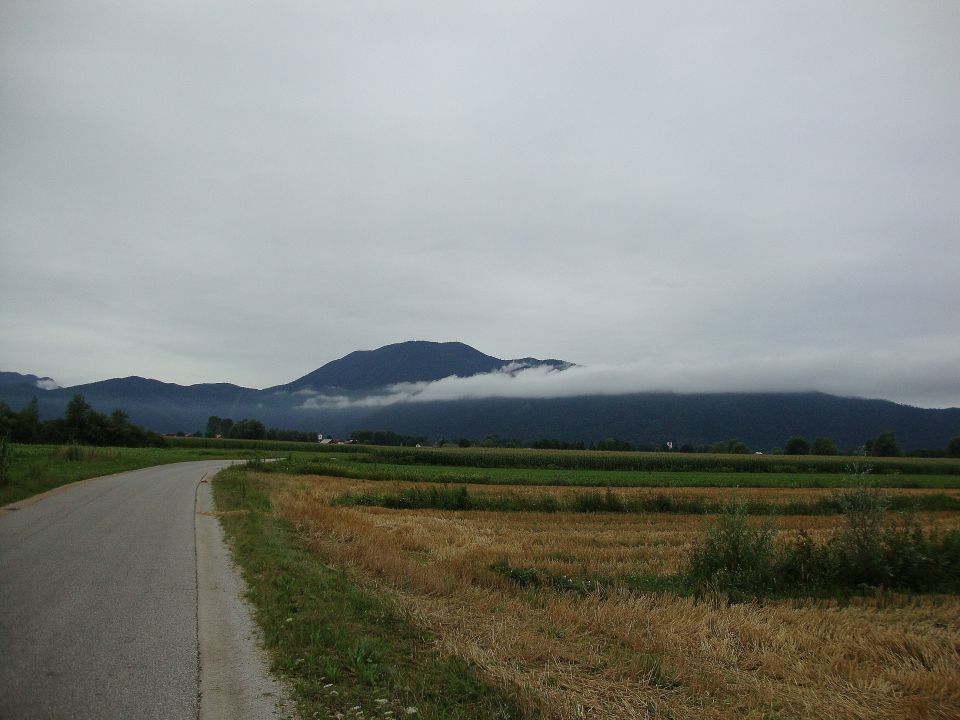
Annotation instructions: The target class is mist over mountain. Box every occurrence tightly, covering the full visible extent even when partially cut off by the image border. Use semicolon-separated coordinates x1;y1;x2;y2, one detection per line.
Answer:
2;341;958;451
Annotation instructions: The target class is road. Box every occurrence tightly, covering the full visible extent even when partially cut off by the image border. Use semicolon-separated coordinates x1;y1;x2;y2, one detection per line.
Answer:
0;460;292;719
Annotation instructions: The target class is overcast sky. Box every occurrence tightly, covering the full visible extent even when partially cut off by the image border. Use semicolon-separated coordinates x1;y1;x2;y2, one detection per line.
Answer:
2;1;958;408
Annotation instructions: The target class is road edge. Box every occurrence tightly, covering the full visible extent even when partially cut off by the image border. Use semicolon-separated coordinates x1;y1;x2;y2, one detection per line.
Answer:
195;471;295;720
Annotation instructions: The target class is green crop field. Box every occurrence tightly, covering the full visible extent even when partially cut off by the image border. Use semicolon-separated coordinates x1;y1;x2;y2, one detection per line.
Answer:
257;454;960;489
352;445;960;475
8;439;958;508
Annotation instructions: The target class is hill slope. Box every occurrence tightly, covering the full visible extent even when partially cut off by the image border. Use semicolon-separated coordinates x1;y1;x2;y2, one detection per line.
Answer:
273;340;569;391
354;392;960;451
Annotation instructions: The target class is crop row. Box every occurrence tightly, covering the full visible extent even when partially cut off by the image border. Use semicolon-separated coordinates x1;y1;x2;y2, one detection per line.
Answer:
359;446;960;475
331;485;960;515
256;456;960;489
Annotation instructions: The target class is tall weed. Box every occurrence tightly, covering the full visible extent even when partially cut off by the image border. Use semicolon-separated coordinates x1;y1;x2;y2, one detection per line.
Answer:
687;504;778;597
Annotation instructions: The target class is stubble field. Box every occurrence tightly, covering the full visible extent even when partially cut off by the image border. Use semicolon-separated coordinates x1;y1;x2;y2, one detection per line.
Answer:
251;469;960;720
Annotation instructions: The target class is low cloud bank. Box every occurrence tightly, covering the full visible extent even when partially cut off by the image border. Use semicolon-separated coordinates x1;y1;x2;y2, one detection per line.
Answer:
296;350;960;410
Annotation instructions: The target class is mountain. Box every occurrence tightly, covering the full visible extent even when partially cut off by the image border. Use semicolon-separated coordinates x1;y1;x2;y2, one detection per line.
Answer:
271;340;571;391
0;372;60;390
2;342;958;450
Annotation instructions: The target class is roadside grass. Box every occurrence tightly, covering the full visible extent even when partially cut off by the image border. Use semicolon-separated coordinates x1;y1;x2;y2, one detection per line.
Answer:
212;466;532;720
261;455;960;489
0;443;260;506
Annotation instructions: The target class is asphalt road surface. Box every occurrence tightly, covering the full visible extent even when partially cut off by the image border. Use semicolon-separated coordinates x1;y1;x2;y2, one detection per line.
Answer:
0;460;292;719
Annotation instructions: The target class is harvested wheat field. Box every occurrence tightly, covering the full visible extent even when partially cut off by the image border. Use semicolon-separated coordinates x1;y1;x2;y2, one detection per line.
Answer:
264;473;960;720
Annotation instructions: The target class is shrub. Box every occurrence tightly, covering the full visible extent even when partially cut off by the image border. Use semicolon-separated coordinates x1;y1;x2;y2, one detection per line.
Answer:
683;464;960;598
573;490;625;512
687;504;778;596
825;478;892;586
59;443;84;461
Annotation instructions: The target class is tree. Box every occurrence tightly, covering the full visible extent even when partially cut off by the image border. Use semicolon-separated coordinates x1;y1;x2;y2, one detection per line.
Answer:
206;416;236;438
947;436;960;459
784;435;810;455
206;416;223;437
64;394;93;441
811;436;838;456
17;397;41;442
230;418;266;440
593;438;633;451
867;431;899;457
711;439;750;454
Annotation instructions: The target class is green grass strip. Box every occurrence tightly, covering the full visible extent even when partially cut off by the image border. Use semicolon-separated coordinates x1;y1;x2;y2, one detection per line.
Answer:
356;446;960;476
212;467;531;720
268;456;960;489
0;443;260;506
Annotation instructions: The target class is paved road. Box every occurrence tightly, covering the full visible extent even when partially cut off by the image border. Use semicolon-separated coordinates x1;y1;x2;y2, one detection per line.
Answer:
0;460;291;719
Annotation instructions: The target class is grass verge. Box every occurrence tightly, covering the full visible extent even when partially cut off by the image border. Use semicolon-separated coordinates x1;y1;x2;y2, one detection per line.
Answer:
212;466;531;720
0;443;262;506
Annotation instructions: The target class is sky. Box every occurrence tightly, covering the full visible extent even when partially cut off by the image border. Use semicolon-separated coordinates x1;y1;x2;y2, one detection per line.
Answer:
1;1;958;408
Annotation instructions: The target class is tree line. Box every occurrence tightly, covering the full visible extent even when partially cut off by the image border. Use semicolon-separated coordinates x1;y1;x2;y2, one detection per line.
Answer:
4;397;958;459
204;416;322;442
0;395;165;447
357;429;960;457
349;429;430;446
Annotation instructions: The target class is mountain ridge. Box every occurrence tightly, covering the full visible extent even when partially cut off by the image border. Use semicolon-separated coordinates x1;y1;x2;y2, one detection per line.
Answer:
269;340;571;391
2;341;958;450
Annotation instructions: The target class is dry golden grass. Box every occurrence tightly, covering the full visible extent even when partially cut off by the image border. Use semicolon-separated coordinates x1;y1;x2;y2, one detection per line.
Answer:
263;473;960;720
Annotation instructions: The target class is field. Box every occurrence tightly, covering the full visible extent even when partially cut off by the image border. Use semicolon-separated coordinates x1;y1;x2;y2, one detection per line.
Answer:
213;447;960;720
0;442;265;506
7;440;956;717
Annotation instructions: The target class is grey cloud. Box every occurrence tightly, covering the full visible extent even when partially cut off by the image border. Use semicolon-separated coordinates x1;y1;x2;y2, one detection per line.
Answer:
1;1;958;406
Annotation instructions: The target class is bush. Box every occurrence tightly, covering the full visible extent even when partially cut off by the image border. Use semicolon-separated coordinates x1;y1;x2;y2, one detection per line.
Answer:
573;489;625;512
687;504;778;596
683;466;960;598
826;482;892;586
